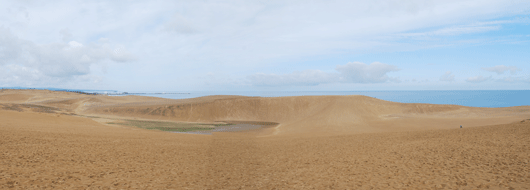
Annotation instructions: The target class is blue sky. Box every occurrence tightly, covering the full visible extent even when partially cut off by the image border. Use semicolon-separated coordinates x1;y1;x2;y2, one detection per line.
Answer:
0;0;529;91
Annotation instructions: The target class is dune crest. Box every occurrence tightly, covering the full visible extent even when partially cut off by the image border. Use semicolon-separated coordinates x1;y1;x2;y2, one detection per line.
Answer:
80;94;530;136
2;89;530;137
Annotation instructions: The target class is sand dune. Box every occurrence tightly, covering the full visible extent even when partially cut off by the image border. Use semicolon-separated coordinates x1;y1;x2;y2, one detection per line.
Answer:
81;94;530;136
1;89;530;189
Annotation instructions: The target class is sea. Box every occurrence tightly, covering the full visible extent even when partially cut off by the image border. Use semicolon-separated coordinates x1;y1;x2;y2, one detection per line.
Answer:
109;90;530;108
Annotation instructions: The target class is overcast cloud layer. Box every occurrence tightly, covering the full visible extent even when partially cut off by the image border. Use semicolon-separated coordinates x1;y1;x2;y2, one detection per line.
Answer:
249;62;400;86
1;0;529;90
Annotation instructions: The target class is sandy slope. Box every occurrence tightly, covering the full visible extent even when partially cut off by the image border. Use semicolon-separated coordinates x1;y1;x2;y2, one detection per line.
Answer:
81;93;530;136
1;89;530;189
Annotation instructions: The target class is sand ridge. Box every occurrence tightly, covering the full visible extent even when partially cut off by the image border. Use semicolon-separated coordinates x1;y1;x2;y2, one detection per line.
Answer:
1;89;530;189
81;94;530;137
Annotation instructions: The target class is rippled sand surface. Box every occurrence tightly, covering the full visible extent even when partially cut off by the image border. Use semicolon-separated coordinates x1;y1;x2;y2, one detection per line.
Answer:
1;89;530;189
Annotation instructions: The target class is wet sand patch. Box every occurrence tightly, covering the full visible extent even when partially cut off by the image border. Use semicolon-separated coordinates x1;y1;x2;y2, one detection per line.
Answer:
174;121;279;135
107;119;223;132
79;115;279;135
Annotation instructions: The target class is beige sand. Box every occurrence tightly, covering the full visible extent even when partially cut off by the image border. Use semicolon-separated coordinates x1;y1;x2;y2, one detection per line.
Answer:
1;89;529;189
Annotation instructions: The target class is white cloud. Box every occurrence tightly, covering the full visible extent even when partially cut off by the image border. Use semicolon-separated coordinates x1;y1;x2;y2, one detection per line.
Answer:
401;22;503;37
466;75;492;83
200;72;248;88
59;28;73;42
248;70;338;86
0;27;134;85
0;64;103;87
336;62;400;83
248;62;399;86
68;41;83;48
497;76;530;83
482;65;521;74
439;71;455;81
163;13;198;34
1;1;530;90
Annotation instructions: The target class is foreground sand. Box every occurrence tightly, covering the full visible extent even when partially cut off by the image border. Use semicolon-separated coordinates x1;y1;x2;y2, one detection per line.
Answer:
1;89;530;189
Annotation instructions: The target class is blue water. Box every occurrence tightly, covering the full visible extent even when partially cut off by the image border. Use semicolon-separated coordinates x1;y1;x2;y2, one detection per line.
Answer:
123;90;530;108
